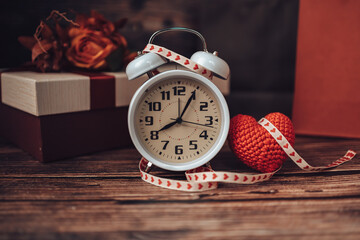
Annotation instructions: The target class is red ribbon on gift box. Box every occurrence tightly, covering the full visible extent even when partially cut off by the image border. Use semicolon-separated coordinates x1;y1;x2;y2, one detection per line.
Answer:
74;71;116;110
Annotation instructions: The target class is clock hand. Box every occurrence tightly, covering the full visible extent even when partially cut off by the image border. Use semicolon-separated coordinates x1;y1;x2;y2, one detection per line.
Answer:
159;96;187;132
170;118;214;128
158;120;178;132
179;90;196;119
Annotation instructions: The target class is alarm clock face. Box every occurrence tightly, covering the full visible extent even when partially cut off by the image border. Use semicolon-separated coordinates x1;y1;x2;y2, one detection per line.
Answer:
128;70;229;171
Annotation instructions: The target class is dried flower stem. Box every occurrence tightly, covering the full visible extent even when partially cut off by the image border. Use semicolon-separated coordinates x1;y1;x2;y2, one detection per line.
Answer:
33;10;80;54
45;10;79;26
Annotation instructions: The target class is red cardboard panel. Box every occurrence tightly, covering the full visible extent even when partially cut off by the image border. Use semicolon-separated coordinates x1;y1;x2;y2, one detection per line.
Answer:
293;0;360;138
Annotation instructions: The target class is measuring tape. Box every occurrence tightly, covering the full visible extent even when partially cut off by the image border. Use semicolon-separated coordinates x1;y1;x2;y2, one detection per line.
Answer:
143;43;213;80
139;117;356;192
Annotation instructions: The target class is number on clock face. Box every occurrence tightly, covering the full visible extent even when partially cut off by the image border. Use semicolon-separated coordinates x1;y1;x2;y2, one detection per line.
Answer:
135;79;221;164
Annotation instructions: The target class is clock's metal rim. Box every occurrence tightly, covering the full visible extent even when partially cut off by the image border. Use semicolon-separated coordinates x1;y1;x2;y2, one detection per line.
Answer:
128;70;230;171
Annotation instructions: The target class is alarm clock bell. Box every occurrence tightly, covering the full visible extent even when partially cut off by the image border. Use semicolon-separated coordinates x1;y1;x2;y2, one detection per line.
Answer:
190;51;230;80
126;52;167;80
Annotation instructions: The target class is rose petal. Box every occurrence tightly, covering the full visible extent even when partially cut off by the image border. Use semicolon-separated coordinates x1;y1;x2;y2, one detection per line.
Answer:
32;40;52;61
114;18;127;29
41;22;54;40
18;36;37;50
66;25;118;69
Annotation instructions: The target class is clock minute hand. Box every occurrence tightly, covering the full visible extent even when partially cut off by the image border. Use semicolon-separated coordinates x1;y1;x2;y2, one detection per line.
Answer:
170;118;214;128
180;90;196;119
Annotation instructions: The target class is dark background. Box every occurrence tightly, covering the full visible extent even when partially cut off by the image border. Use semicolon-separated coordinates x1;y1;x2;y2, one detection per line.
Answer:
0;0;299;118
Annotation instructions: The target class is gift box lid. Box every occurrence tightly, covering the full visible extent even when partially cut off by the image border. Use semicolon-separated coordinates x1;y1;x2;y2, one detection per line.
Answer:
0;71;147;116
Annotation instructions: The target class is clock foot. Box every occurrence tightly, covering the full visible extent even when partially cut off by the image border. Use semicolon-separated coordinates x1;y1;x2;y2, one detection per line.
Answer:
203;162;212;169
144;161;153;173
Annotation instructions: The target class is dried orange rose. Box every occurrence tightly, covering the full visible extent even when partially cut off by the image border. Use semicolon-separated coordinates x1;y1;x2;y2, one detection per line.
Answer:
66;28;117;69
19;10;132;72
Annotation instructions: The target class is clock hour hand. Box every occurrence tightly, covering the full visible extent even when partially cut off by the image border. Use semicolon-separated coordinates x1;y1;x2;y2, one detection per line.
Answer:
170;118;214;128
158;120;177;132
179;90;196;119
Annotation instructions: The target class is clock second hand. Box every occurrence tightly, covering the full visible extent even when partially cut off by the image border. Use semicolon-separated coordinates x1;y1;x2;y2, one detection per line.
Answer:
170;118;214;128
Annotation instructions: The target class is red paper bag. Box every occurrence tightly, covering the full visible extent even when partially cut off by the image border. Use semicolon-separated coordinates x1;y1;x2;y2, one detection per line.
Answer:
292;0;360;138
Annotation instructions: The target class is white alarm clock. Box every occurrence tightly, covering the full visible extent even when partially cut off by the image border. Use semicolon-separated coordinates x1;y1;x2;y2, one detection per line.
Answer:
126;27;230;171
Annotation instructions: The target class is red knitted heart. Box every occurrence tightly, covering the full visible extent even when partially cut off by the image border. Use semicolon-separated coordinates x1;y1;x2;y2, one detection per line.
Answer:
228;112;295;173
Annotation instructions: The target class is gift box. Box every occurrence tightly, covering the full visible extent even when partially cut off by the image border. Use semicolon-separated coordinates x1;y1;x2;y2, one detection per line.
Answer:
292;0;360;139
0;65;230;162
0;71;145;162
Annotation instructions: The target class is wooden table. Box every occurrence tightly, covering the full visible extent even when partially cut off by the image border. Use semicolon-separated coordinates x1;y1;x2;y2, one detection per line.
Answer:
0;136;359;239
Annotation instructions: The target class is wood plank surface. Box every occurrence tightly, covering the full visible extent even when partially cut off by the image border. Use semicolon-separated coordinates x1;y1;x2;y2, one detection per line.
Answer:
0;136;360;239
1;199;360;240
